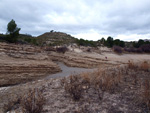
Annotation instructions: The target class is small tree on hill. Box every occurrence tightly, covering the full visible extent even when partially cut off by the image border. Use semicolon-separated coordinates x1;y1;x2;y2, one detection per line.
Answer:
7;19;21;43
105;36;114;47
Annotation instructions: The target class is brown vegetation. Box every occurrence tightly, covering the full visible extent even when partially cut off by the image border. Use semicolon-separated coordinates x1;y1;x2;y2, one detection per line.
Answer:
3;88;45;113
21;88;46;113
61;75;84;101
61;60;150;112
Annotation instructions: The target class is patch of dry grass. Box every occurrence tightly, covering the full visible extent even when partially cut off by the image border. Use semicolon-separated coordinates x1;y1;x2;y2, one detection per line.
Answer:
128;60;150;71
2;87;46;113
62;60;150;112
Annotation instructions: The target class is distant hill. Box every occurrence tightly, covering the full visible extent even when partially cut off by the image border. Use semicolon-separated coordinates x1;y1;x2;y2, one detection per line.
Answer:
37;31;77;46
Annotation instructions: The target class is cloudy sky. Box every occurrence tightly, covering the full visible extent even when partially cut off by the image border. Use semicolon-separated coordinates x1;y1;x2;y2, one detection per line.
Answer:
0;0;150;41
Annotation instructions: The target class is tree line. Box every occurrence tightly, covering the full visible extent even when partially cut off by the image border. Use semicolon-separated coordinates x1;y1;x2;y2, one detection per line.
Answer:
1;19;150;53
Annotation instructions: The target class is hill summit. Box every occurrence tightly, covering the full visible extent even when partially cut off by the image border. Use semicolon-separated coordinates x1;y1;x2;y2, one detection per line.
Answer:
37;31;76;46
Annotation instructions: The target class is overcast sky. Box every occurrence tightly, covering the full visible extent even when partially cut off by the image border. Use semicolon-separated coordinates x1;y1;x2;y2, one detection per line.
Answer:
0;0;150;41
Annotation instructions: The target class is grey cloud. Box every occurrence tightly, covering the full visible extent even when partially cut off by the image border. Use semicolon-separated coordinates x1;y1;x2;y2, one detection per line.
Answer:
0;0;150;41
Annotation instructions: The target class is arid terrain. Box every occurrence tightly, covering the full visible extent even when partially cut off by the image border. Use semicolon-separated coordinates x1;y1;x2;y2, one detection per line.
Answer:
0;42;150;113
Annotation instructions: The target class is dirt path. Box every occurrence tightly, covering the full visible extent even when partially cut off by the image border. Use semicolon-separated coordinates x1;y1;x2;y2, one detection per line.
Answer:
46;62;96;78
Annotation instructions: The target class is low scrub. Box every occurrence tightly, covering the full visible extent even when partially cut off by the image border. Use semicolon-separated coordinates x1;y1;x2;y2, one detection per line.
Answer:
62;75;84;101
21;88;46;113
140;44;150;53
128;60;149;71
124;44;150;53
56;46;68;54
113;46;123;54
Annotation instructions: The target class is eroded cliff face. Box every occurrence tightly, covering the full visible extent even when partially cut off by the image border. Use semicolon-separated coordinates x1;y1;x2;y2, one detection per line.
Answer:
0;42;61;86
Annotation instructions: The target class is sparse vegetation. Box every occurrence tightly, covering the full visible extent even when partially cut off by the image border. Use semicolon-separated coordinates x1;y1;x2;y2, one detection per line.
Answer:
56;46;68;53
62;75;84;101
113;46;123;54
21;88;45;113
1;60;150;112
76;38;97;47
37;31;76;46
3;88;45;113
60;60;150;112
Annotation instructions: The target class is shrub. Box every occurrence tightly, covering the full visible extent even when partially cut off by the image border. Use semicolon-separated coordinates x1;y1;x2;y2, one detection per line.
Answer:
136;48;143;53
128;60;135;69
44;47;56;51
128;61;149;71
86;48;91;52
113;46;122;54
141;61;149;71
124;47;143;53
140;44;150;53
56;46;68;54
21;88;45;113
63;75;84;101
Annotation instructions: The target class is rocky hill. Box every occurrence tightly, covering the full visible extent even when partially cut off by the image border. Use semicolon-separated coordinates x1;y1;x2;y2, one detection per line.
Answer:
37;31;77;46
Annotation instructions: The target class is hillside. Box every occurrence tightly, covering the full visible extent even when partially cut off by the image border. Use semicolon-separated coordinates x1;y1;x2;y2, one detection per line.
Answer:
0;41;150;112
37;31;77;46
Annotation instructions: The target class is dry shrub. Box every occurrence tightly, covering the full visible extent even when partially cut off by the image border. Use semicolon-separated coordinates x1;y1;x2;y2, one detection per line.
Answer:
128;61;150;72
113;46;123;54
128;60;137;69
141;61;149;71
91;67;123;100
141;80;150;109
63;75;84;101
140;44;150;53
56;46;68;54
21;88;46;113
